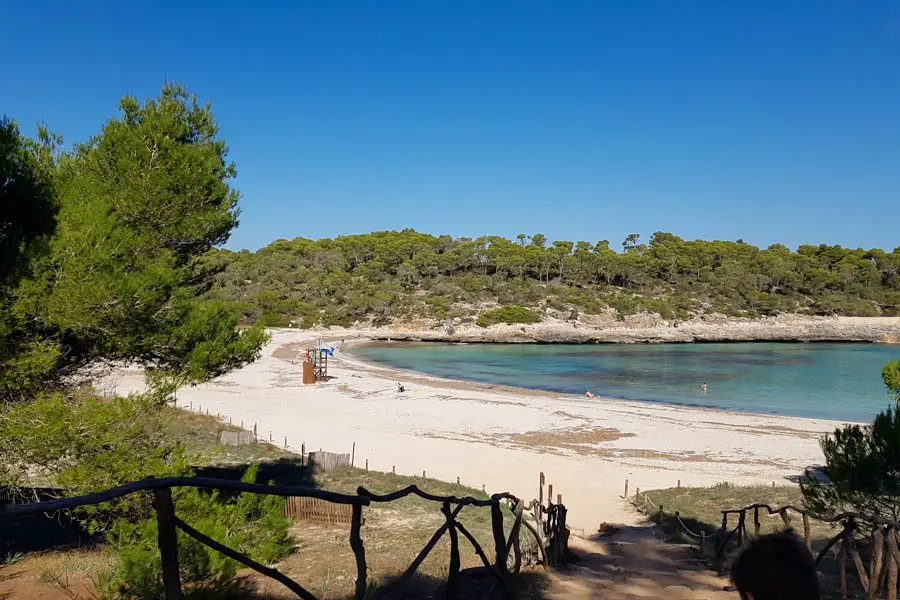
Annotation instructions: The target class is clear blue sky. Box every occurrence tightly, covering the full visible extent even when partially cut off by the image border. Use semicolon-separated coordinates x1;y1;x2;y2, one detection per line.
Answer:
3;1;898;251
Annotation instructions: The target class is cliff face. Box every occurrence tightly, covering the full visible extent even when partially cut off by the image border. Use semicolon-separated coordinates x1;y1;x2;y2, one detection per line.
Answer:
365;315;900;344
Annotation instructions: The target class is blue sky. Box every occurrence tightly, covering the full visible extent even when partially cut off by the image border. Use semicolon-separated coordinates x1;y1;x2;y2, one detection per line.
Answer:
3;1;898;251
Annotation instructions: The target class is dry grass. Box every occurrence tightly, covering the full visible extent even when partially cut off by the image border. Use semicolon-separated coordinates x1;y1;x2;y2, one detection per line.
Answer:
635;483;838;548
169;407;295;465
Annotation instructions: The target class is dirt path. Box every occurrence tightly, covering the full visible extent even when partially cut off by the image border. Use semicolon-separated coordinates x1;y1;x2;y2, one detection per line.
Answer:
545;526;737;599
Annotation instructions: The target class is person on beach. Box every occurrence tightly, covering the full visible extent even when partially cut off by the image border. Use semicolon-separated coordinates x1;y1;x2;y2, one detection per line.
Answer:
731;530;819;600
585;390;594;398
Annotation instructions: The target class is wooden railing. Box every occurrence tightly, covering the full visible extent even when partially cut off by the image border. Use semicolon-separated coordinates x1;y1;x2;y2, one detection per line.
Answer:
0;475;569;600
716;503;900;600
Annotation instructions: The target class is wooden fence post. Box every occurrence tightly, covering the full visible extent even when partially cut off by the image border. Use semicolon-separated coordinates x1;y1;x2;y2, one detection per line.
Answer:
870;527;885;600
754;506;760;537
491;501;508;575
442;502;460;599
349;504;367;600
152;487;184;600
624;479;629;498
539;472;545;507
658;505;664;525
887;529;898;600
803;513;811;550
351;441;355;467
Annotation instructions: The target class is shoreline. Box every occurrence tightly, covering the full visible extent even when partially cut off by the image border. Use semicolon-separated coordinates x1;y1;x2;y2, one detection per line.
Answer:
103;328;849;531
340;338;861;426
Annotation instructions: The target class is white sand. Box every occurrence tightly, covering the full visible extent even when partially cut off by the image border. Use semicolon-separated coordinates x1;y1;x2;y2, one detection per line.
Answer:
105;329;844;532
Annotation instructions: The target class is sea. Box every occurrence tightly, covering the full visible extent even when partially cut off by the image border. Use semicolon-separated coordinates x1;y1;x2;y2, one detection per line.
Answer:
350;342;900;423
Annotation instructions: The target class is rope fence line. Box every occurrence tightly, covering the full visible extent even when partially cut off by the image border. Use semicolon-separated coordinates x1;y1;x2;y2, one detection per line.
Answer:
623;481;900;599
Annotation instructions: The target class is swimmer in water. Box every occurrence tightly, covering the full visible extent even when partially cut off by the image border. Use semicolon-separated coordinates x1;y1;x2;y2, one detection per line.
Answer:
701;383;708;394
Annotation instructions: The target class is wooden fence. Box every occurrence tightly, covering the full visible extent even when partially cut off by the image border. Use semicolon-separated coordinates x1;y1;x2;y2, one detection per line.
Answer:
633;492;900;600
0;475;569;600
716;503;900;600
285;496;354;525
306;450;350;472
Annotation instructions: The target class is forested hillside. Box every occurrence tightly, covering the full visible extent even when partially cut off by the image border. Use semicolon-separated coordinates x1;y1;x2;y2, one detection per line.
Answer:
208;230;900;328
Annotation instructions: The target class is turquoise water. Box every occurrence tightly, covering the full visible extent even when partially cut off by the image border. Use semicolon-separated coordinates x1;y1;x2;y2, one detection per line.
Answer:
351;342;900;422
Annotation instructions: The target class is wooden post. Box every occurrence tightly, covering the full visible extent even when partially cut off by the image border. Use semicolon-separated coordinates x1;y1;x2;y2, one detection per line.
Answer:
841;526;850;599
284;436;287;448
539;472;545;507
869;527;885;600
253;422;257;441
548;484;553;505
754;506;761;537
557;494;562;505
779;508;791;527
658;505;665;525
269;431;273;442
803;513;811;550
491;501;508;575
457;476;460;484
301;442;305;469
635;487;640;499
349;504;367;600
365;459;368;472
423;470;426;479
675;511;682;536
677;479;681;488
240;419;243;429
152;488;183;600
511;500;524;574
351;441;356;467
624;479;629;498
888;529;898;600
189;400;192;410
443;502;460;599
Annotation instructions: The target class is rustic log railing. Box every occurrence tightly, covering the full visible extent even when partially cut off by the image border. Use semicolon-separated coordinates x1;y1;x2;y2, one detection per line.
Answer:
0;475;569;600
713;503;900;600
632;491;900;600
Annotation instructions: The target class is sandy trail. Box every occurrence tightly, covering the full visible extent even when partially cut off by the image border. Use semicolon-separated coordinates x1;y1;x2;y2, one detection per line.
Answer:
105;328;841;531
546;528;735;599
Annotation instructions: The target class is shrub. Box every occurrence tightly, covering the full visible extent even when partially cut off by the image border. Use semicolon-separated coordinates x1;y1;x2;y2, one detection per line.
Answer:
100;465;291;599
476;305;541;327
801;361;900;520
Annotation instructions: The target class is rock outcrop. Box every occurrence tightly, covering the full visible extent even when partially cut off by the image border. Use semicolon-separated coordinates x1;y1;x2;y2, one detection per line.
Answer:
361;315;900;344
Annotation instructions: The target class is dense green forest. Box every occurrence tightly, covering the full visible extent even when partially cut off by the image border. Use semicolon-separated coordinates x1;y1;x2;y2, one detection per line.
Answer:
208;231;900;328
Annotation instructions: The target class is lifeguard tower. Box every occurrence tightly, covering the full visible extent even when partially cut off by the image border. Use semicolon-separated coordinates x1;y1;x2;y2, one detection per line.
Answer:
302;346;331;384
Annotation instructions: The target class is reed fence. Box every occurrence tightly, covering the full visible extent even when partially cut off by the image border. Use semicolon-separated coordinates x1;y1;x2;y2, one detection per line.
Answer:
0;475;569;600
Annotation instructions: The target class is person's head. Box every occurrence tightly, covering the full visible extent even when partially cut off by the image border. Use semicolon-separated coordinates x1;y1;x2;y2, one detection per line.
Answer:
731;529;819;600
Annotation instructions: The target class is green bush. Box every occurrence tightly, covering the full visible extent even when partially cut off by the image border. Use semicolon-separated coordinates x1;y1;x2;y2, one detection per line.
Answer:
801;361;900;520
476;305;541;327
100;465;291;599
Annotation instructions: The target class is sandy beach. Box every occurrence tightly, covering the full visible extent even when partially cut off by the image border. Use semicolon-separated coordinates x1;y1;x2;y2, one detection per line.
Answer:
105;328;845;531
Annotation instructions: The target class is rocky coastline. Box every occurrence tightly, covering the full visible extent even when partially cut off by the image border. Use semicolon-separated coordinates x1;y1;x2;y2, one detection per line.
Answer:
359;315;900;344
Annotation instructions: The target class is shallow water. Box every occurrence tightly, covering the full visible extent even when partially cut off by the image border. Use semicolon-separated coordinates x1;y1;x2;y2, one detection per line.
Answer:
351;342;900;422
